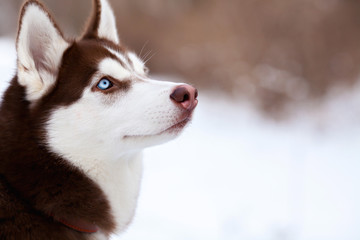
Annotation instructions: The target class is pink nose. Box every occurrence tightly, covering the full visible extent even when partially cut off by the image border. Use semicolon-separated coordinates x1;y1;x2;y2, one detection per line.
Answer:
170;85;198;110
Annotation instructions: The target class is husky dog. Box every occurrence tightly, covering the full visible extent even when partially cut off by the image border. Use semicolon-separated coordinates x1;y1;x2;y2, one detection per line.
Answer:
0;0;198;239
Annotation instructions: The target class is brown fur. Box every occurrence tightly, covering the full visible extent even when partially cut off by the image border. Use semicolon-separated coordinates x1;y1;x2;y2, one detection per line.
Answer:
83;0;104;41
0;41;120;240
0;1;134;239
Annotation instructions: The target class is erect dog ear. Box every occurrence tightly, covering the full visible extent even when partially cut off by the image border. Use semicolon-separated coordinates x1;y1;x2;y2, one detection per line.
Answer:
83;0;120;44
16;0;69;102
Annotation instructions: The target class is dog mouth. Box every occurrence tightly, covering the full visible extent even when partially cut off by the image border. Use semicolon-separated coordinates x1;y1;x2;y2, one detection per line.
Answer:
159;117;191;135
124;115;192;139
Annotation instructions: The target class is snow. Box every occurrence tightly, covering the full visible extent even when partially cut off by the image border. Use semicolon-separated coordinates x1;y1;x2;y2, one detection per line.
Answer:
0;38;359;240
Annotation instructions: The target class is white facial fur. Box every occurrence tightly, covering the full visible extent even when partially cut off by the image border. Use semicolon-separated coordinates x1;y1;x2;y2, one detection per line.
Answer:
45;48;186;233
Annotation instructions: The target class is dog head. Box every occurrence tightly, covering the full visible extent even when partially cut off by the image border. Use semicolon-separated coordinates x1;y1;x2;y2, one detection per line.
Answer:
16;0;198;161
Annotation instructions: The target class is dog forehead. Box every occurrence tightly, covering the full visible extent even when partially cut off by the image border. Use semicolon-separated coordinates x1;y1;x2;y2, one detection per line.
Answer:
98;58;131;80
104;45;146;76
71;39;127;66
72;39;144;79
62;39;135;84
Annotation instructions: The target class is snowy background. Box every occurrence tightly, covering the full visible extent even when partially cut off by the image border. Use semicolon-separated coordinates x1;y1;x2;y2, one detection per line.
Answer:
1;38;360;240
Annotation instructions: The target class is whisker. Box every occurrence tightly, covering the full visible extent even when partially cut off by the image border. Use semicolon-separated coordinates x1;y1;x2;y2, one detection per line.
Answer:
144;51;157;64
142;50;153;62
139;40;149;60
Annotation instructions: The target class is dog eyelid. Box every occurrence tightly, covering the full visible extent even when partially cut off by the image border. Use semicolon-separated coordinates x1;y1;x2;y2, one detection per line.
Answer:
92;75;131;94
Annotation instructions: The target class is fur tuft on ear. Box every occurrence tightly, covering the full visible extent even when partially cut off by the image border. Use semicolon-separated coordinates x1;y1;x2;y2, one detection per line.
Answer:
16;0;69;102
83;0;120;44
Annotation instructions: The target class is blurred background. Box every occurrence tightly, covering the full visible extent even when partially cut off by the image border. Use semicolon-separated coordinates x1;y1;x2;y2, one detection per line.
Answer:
0;0;359;240
2;0;360;115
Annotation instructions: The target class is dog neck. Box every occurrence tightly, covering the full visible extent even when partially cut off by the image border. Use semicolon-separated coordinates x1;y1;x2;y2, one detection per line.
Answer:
56;151;144;233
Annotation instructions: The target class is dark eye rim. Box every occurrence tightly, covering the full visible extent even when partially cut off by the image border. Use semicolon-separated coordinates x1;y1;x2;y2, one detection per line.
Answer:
97;78;113;90
92;75;132;94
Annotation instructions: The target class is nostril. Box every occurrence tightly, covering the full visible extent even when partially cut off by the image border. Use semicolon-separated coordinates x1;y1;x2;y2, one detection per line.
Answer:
195;89;198;99
170;87;190;103
183;93;190;102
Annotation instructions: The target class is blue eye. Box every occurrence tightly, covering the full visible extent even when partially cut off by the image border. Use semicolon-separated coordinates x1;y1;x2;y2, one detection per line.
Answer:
97;78;113;90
